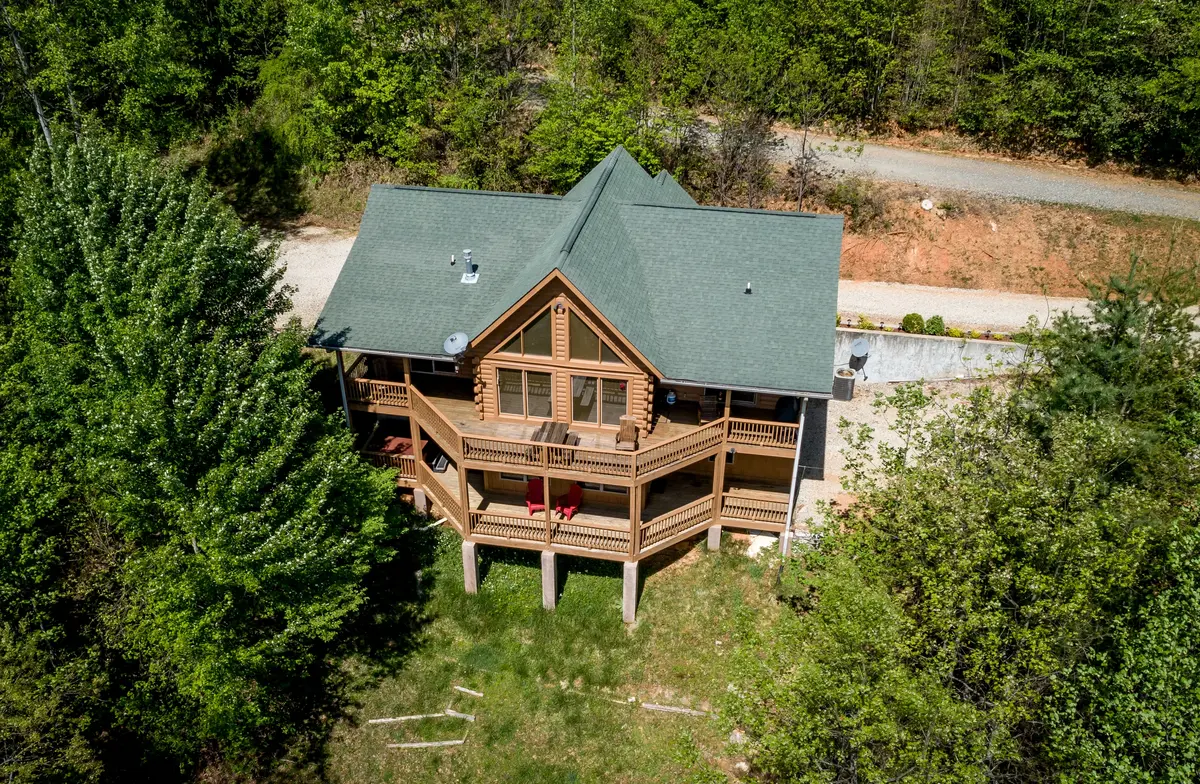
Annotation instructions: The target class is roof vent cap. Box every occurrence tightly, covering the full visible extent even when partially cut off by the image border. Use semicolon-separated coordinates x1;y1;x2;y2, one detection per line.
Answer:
460;249;478;284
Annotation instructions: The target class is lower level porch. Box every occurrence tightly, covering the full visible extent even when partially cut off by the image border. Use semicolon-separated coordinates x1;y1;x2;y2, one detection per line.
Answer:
419;465;798;560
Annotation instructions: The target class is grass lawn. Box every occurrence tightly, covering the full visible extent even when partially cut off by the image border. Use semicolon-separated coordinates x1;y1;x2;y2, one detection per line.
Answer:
325;529;783;783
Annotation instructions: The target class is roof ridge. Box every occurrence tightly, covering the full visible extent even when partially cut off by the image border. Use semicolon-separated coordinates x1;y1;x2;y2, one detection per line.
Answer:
558;151;619;264
371;183;563;200
623;201;842;219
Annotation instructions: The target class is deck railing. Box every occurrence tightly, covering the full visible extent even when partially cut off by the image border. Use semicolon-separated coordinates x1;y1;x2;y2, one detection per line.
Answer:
410;388;462;460
346;353;368;380
548;443;635;478
420;464;463;532
462;435;546;469
348;378;411;409
470;509;546;543
551;520;630;553
720;493;790;526
639;495;714;553
726;417;799;450
634;419;726;477
363;451;417;480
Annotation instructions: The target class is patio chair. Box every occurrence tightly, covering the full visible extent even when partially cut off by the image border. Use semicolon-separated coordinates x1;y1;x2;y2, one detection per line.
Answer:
555;483;584;521
525;478;546;515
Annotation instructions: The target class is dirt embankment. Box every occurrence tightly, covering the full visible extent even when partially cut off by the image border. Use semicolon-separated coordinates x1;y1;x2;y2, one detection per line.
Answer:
774;184;1200;298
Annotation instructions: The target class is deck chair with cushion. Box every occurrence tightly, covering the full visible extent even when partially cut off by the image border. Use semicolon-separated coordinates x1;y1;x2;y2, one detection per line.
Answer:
525;478;546;515
555;483;584;521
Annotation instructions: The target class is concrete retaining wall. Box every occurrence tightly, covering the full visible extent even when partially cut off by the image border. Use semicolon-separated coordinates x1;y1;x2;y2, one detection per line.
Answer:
834;328;1028;384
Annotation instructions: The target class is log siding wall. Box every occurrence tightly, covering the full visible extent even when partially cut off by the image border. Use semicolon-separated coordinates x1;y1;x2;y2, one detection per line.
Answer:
470;283;655;434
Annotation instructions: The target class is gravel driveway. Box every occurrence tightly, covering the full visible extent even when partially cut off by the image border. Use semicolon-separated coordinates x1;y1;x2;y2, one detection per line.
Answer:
779;130;1200;221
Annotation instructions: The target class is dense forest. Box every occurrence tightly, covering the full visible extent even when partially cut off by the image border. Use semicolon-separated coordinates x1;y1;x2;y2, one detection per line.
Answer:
2;2;1200;783
0;0;1198;226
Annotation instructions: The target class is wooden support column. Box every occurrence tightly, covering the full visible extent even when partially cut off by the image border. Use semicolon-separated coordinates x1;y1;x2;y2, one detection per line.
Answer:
402;356;412;387
543;474;553;545
335;350;351;427
629;484;642;557
710;390;732;526
457;438;472;535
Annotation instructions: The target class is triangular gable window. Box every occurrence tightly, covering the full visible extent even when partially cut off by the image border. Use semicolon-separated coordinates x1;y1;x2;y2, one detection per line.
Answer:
497;309;552;357
569;311;623;364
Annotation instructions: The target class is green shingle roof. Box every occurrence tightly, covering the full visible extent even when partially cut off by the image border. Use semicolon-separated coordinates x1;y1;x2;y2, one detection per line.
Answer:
313;147;843;396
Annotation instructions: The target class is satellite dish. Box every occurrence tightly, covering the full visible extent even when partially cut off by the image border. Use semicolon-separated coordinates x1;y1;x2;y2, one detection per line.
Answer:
443;331;470;356
849;337;870;374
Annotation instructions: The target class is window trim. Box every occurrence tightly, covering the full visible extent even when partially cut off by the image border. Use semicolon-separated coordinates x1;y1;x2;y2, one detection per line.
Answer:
704;387;758;407
567;308;626;365
570;374;629;428
411;358;459;376
578;481;629;495
496;307;554;358
496;366;554;421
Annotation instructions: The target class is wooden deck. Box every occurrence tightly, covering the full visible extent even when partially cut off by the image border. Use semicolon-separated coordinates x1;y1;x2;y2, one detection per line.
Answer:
344;364;805;557
421;387;705;451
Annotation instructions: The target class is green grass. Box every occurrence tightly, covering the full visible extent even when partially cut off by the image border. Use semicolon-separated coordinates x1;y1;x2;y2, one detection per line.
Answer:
325;531;781;783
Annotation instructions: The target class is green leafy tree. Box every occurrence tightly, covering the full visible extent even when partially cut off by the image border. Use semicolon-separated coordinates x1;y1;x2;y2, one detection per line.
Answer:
730;557;990;783
0;139;397;776
1047;523;1200;783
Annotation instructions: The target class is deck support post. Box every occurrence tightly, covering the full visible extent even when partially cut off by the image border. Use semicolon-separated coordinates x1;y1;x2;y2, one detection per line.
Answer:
622;561;639;623
707;525;722;551
541;551;557;610
781;398;809;560
334;350;351;427
711;389;732;528
412;487;429;515
462;541;478;594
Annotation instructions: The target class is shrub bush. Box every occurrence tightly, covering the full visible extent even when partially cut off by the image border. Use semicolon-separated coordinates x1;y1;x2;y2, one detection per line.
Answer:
968;329;983;339
823;177;887;232
925;315;946;336
901;313;925;333
946;327;964;338
856;314;876;331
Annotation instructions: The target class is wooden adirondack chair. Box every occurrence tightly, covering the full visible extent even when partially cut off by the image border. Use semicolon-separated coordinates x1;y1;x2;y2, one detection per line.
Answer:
555;483;584;520
525;478;546;515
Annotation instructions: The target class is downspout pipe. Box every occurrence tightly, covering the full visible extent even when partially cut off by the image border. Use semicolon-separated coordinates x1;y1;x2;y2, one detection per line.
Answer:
780;397;809;559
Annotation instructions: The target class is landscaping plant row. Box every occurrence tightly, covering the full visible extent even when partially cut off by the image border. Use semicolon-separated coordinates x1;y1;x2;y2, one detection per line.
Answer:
838;312;1022;342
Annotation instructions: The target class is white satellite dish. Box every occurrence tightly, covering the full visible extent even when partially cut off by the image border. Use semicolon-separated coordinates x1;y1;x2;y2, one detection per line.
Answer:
443;331;470;355
849;337;870;377
921;198;934;211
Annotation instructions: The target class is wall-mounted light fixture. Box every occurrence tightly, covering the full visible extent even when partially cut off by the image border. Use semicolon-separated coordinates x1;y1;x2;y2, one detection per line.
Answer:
553;302;567;314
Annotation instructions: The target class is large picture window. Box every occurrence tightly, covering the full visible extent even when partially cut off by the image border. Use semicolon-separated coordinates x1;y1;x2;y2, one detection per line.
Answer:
497;368;553;419
571;375;627;426
569;311;621;363
498;309;552;357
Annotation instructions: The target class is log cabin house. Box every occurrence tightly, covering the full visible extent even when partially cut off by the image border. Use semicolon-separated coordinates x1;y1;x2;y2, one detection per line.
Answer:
312;147;842;620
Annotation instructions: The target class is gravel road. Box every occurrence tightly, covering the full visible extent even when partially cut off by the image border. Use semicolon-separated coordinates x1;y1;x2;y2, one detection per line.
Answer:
278;229;1089;333
780;130;1200;221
